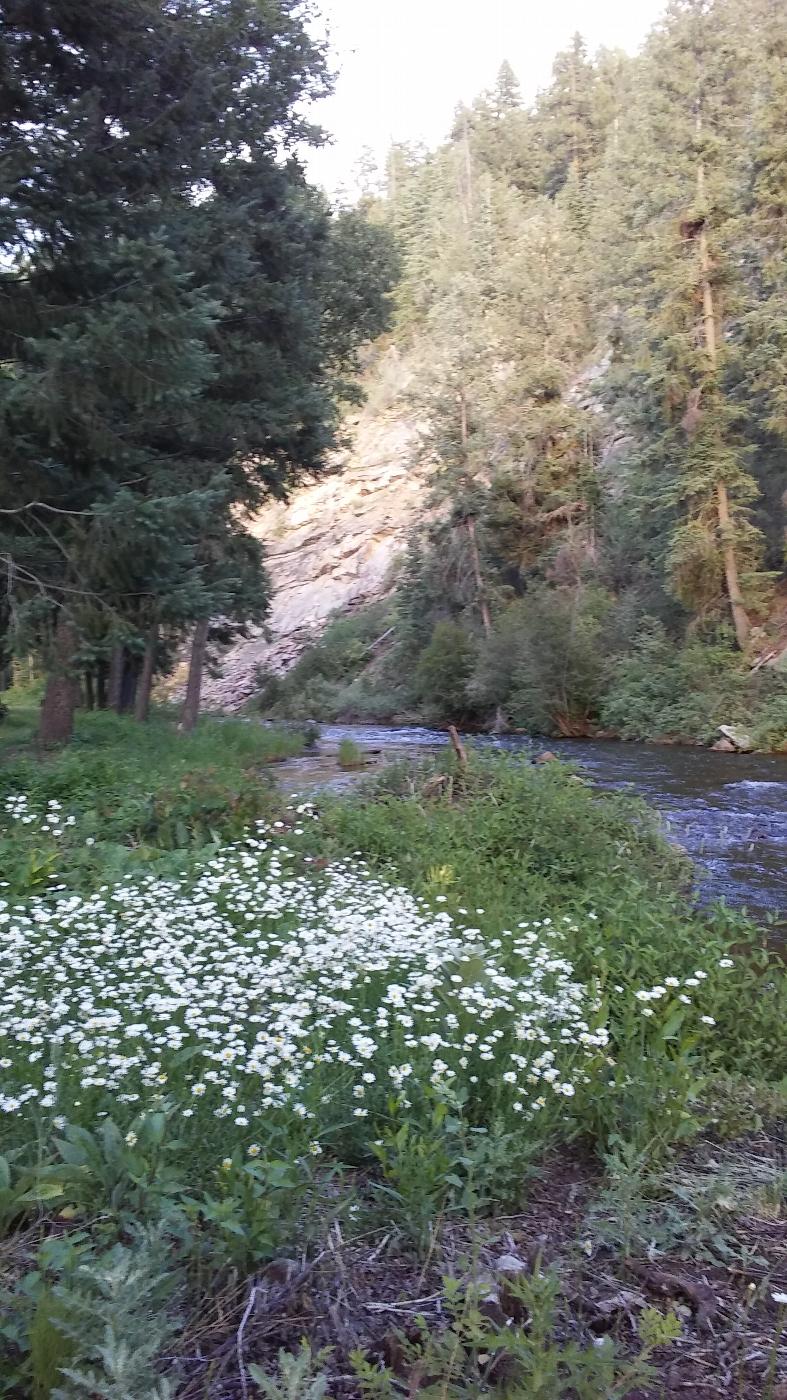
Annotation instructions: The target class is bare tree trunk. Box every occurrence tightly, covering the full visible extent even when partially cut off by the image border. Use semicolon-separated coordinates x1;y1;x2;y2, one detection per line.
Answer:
107;644;124;712
96;659;108;710
118;656;139;714
84;670;95;712
134;624;158;723
180;618;209;734
696;146;751;652
465;516;492;637
38;613;78;747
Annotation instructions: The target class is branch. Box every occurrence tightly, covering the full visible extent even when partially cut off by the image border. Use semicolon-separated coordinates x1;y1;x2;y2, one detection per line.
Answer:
0;500;94;517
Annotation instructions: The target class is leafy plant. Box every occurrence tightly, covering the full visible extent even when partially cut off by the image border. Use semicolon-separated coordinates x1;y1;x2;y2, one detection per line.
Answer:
250;1342;334;1399
187;1155;310;1273
413;622;479;722
31;1112;188;1229
47;1230;180;1399
337;738;366;770
352;1265;656;1398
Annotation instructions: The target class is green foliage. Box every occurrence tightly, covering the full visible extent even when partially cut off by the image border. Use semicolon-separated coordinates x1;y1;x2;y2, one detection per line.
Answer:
352;1264;655;1398
590;1135;787;1266
29;1291;77;1400
749;685;787;751
474;587;612;735
48;1231;179;1400
0;0;396;739
353;0;787;740
256;604;405;722
413;622;479;721
249;1343;333;1399
337;738;366;769
0;705;303;897
0;695;783;1393
188;1155;311;1274
600;622;746;742
601;621;787;745
33;1111;188;1229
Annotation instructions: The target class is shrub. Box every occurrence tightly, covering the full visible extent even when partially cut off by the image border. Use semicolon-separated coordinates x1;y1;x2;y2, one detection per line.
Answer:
337;737;365;769
413;621;479;721
601;622;759;743
474;585;613;735
255;603;396;720
749;682;787;751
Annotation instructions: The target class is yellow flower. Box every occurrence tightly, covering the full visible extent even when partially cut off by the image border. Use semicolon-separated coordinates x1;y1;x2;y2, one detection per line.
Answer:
426;864;454;890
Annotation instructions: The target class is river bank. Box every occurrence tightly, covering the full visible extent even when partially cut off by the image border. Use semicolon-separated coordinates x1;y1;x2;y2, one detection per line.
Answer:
0;705;785;1396
272;722;787;921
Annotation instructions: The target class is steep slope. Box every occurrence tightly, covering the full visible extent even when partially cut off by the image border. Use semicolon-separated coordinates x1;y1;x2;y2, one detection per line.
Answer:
201;374;430;710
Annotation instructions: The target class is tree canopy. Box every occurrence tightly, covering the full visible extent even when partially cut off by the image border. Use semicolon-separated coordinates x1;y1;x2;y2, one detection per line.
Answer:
0;0;396;740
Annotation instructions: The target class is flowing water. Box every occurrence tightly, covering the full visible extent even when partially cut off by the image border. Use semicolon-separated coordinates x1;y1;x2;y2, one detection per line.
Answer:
275;723;787;920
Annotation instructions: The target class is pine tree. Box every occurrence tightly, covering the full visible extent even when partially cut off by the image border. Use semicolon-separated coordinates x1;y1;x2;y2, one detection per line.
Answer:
738;0;787;441
535;33;600;197
598;0;764;648
0;0;395;740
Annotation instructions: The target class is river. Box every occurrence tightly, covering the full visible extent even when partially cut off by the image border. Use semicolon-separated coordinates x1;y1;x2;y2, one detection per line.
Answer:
273;722;787;921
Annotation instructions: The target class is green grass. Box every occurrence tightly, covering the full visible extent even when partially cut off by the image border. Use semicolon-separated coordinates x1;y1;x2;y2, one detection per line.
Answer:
0;693;38;758
314;749;786;1092
0;718;784;1397
0;700;307;798
0;698;310;895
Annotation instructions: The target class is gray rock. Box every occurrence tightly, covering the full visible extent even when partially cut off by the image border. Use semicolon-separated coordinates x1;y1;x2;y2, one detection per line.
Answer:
718;725;753;752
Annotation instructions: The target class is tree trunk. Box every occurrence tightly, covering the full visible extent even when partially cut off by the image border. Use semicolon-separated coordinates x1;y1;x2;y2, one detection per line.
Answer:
134;624;158;723
180;618;209;734
118;656;139;714
84;670;95;712
465;516;492;637
38;614;78;747
716;480;751;651
96;659;108;710
696;148;751;651
107;644;124;712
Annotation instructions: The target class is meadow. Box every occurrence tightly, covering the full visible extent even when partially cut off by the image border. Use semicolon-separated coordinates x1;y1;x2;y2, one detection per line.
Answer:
0;703;785;1397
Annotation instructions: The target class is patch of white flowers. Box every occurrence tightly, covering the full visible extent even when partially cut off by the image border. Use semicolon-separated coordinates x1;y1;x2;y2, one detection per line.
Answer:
4;794;76;837
0;800;618;1147
0;796;731;1160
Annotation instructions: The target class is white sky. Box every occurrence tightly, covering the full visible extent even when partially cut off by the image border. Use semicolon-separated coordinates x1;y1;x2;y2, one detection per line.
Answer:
304;0;668;196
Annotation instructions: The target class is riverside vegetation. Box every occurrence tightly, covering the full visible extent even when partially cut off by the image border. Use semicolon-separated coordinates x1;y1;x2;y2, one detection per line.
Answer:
0;1;786;1394
0;696;785;1397
251;0;787;748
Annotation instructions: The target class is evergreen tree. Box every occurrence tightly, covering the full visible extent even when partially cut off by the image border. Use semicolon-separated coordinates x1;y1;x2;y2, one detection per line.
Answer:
535;33;600;196
0;0;394;740
598;0;764;648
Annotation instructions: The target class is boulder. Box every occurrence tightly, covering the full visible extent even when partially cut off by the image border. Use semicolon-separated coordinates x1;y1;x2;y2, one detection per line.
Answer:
717;725;754;752
711;737;736;752
535;750;559;765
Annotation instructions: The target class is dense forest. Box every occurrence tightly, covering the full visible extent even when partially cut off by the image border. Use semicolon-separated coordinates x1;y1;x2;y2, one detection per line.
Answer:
261;0;787;749
0;0;396;743
3;0;787;750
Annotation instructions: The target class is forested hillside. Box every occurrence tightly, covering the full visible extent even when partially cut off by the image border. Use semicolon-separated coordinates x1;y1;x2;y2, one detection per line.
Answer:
262;0;787;748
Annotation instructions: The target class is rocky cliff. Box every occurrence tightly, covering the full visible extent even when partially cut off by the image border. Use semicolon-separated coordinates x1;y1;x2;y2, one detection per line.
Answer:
201;381;430;710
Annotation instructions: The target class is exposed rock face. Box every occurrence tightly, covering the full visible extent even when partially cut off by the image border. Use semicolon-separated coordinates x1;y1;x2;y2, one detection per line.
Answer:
201;395;430;710
197;345;655;714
